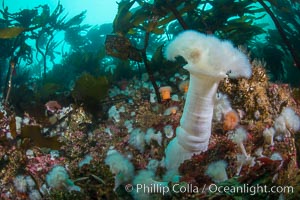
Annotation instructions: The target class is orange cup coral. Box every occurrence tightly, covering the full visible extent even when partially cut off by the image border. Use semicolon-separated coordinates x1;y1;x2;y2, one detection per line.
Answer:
223;110;239;131
159;86;172;100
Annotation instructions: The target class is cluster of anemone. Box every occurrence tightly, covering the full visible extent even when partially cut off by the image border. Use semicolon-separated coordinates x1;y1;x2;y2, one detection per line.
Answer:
100;30;300;199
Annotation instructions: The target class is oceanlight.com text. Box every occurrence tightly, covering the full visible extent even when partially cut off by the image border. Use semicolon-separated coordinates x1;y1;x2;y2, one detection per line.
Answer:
209;184;294;196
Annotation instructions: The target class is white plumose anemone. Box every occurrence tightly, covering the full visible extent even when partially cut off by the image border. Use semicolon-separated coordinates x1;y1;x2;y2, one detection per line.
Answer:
164;30;252;178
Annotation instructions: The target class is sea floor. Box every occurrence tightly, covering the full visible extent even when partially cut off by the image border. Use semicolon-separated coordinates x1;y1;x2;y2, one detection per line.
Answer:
1;66;300;199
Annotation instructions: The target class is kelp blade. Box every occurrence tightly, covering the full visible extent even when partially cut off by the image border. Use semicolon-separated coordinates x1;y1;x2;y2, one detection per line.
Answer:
0;27;25;39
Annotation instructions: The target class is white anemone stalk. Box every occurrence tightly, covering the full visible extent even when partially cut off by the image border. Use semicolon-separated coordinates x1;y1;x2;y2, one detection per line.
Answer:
164;30;252;175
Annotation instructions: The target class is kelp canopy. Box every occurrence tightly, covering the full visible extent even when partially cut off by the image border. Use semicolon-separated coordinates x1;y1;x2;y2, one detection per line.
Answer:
0;0;299;102
0;1;111;115
107;0;300;85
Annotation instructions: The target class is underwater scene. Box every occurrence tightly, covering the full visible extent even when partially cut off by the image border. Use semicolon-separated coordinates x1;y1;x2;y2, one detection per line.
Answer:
1;0;300;199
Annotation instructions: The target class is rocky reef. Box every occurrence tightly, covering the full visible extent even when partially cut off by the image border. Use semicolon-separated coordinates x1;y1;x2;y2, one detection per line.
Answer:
1;60;300;199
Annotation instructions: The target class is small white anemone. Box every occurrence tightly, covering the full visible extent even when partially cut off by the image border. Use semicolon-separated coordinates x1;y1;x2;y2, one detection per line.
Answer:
274;116;286;134
78;154;93;168
105;149;135;190
15;116;22;134
229;127;248;156
129;128;146;153
205;160;228;183
13;175;27;193
213;92;232;122
108;105;120;122
163;125;174;138
25;176;36;190
145;128;162;146
254;147;265;157
149;93;157;103
236;154;255;175
124;120;133;132
171;94;179;101
270;152;283;161
263;127;275;146
281;107;300;131
274;107;300;136
46;165;80;191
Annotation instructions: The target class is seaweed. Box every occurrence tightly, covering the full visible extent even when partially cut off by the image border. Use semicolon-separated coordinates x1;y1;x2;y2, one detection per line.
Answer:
107;0;267;103
105;34;142;62
20;125;62;150
257;0;300;68
0;2;88;81
72;73;109;114
0;27;25;39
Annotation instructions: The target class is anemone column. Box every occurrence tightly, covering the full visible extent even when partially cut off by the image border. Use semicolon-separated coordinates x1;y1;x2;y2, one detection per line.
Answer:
177;73;220;150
